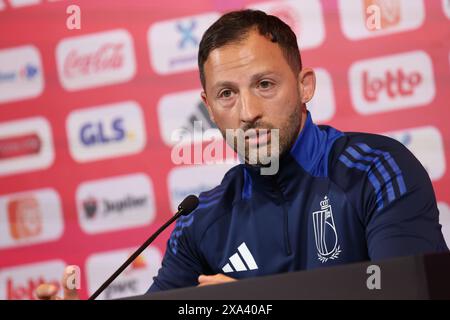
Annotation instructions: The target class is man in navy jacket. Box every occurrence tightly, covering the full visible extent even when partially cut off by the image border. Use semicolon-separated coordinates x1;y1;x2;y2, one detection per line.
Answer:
148;9;448;292
35;9;448;300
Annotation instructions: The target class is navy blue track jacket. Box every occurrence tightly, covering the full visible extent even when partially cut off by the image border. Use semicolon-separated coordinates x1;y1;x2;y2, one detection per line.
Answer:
149;112;448;292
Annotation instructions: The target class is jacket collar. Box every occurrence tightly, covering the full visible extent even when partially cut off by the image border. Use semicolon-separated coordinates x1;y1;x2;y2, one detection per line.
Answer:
242;111;343;198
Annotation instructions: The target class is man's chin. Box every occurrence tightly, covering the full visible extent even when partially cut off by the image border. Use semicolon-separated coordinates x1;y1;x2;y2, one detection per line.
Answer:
241;144;282;166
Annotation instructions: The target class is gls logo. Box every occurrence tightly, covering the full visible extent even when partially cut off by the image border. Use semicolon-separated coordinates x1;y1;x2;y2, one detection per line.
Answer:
67;101;146;162
349;51;435;115
80;117;126;146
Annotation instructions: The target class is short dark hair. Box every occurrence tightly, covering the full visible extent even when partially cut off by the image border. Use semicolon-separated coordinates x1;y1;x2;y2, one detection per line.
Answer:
198;9;302;89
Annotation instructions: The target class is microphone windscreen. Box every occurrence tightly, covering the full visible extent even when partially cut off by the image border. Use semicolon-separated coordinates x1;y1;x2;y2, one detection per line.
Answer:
178;195;199;215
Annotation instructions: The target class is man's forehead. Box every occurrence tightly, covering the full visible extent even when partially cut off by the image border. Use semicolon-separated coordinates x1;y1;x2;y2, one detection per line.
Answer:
203;34;285;87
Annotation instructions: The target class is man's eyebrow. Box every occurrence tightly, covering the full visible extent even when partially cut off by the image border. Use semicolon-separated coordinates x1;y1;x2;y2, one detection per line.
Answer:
249;71;277;83
212;71;278;91
212;81;237;92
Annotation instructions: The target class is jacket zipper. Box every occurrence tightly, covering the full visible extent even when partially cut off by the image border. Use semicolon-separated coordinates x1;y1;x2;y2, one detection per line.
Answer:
273;181;292;256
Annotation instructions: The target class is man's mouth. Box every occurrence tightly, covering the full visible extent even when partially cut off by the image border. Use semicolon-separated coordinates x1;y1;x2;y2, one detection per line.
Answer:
245;130;271;147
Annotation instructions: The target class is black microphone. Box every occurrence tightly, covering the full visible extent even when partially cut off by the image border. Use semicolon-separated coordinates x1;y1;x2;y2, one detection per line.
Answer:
88;194;199;300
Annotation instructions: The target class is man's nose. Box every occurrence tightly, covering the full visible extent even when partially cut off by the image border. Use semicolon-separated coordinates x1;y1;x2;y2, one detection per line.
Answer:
239;91;262;125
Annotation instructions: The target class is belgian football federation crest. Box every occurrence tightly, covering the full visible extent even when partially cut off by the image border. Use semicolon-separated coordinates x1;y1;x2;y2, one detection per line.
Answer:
312;196;341;263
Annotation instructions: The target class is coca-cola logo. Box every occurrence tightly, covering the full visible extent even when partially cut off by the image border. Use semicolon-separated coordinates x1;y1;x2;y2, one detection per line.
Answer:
63;43;124;78
363;69;422;102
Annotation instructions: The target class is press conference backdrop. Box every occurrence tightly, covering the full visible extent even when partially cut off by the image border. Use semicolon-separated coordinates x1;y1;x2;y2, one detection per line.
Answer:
0;0;449;300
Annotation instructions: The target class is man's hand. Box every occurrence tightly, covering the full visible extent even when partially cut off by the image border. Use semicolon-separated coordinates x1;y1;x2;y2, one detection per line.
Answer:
197;274;236;287
35;265;80;300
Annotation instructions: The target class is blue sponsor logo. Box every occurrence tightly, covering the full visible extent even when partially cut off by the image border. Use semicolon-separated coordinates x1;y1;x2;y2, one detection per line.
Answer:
0;63;39;83
176;20;198;49
80;118;127;146
168;19;199;68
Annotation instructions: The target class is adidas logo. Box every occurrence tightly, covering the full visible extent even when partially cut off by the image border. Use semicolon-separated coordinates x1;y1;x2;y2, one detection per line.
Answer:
222;242;258;273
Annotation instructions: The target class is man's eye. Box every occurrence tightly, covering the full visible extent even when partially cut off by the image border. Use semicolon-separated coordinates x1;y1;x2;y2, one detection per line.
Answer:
259;80;273;89
219;90;233;98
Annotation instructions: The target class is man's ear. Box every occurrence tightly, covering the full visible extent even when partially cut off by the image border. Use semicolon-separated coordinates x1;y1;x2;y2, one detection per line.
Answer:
298;68;316;104
201;91;215;123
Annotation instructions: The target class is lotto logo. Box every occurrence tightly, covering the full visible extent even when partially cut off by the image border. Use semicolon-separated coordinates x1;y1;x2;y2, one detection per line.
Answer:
349;51;435;115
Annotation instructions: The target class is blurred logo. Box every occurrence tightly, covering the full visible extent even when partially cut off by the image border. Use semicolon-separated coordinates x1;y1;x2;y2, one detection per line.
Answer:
176;20;198;49
339;0;425;39
437;202;450;246
66;101;146;162
0;46;44;104
0;133;41;160
8;197;42;240
363;68;421;102
384;126;446;181
0;63;39;83
56;29;136;91
127;254;147;273
76;174;155;234
63;43;124;78
79;117;127;147
0;260;65;300
247;0;325;50
443;0;450;19
82;194;148;220
167;163;237;212
0;117;54;177
86;247;162;300
148;12;220;74
0;189;64;249
82;196;97;219
7;0;42;8
349;51;435;114
157;89;220;146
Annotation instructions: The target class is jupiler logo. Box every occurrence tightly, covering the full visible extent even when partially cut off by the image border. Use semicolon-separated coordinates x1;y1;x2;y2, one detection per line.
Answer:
312;196;341;263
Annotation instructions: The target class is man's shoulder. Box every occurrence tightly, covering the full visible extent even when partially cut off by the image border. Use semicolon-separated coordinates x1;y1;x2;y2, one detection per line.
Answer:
327;131;417;191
